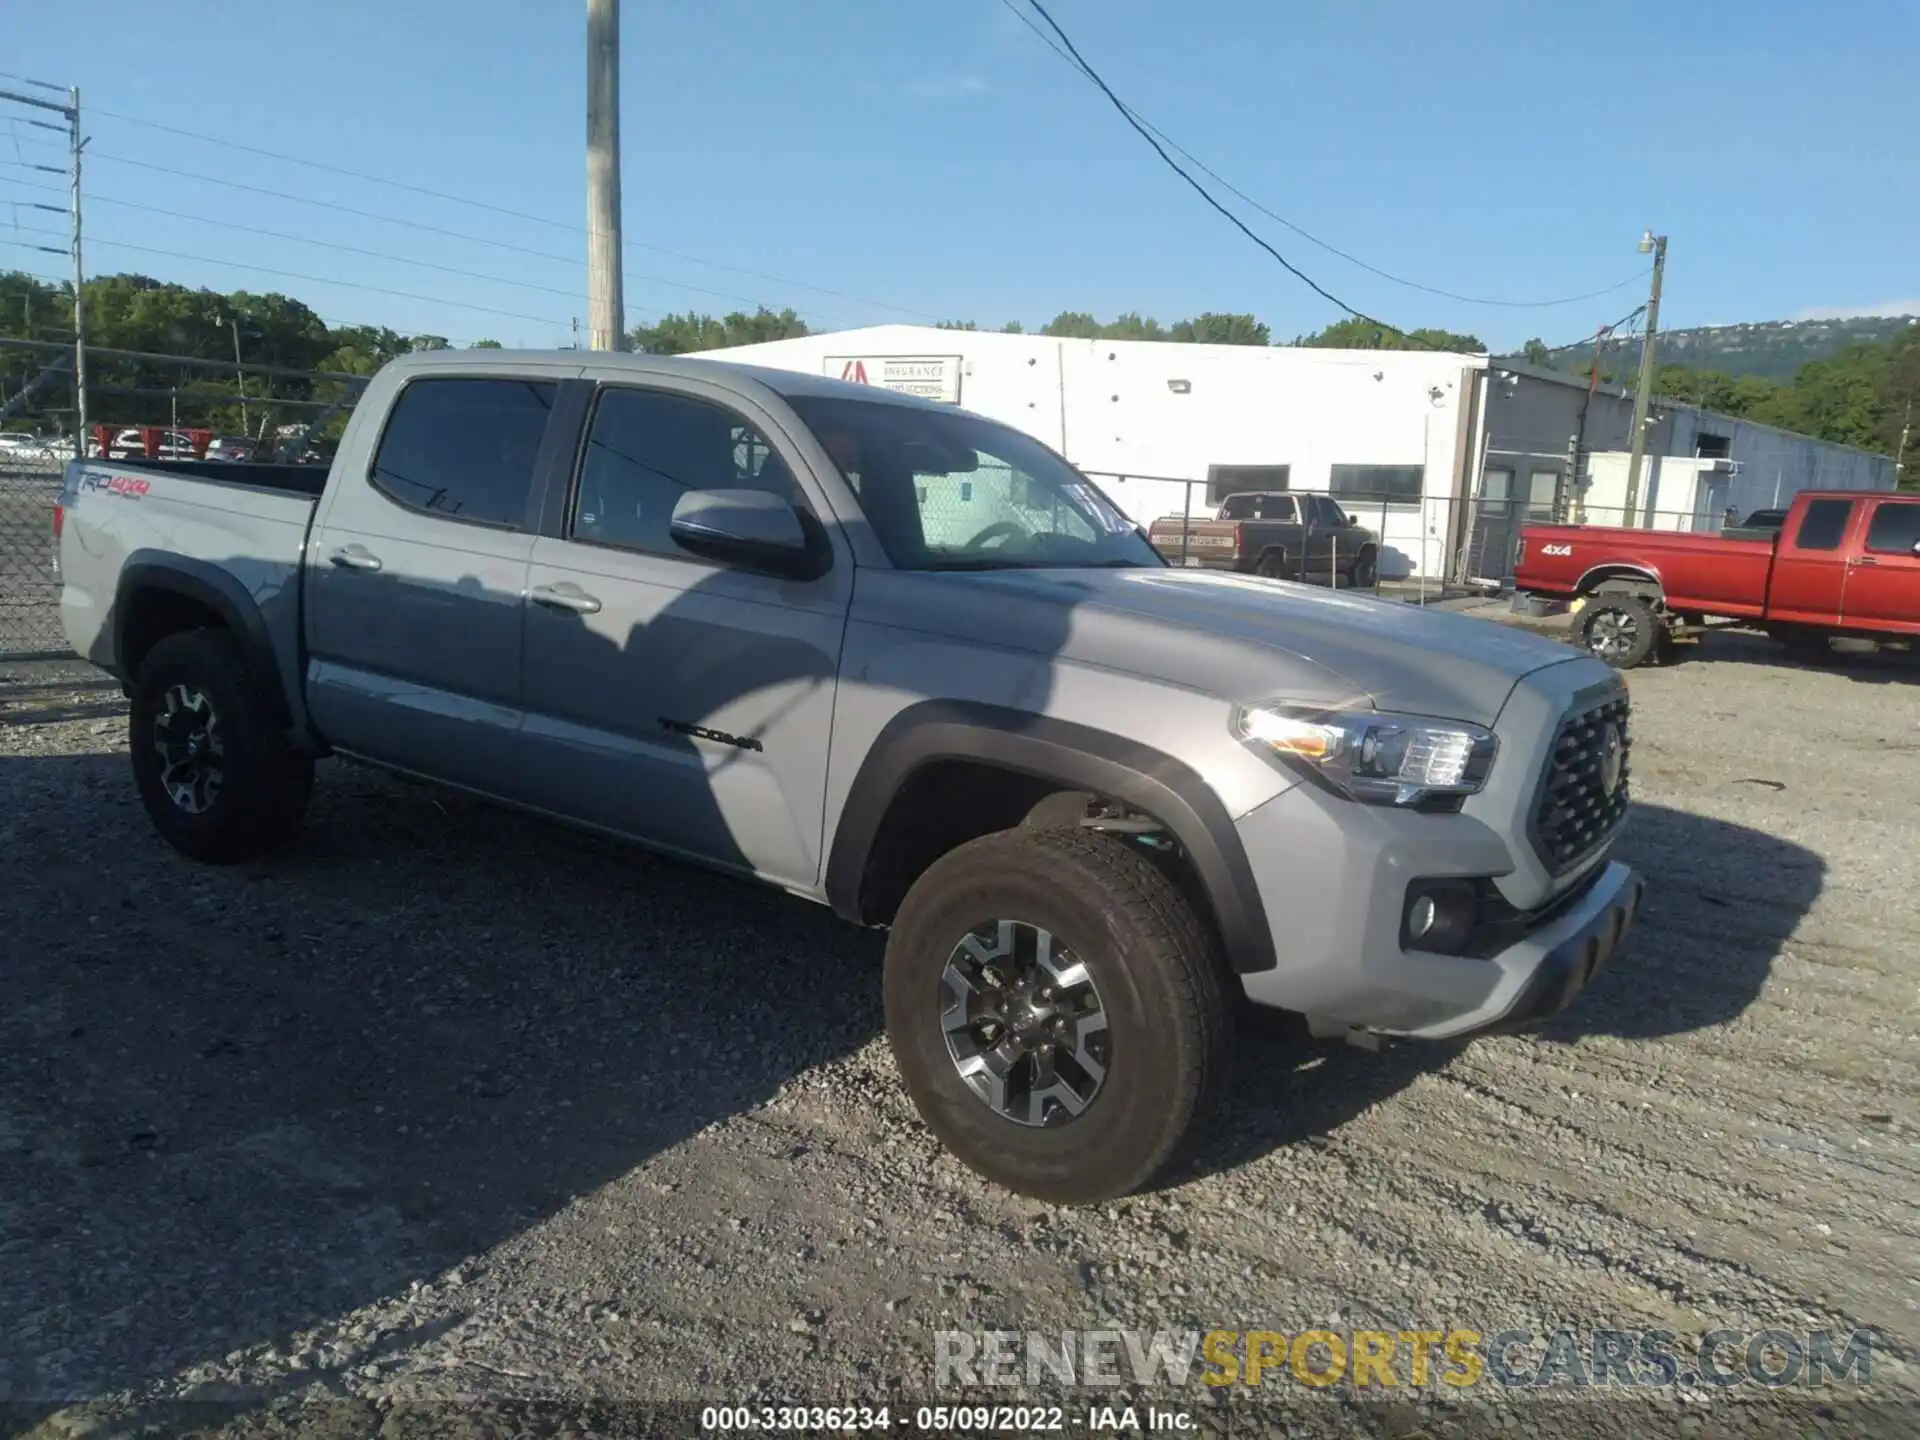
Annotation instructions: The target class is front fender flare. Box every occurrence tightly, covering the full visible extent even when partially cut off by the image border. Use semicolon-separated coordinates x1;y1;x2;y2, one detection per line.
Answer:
824;701;1277;975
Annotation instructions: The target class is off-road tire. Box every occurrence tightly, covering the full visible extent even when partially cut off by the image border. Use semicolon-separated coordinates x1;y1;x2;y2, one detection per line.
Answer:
1346;546;1379;589
130;628;313;864
1579;593;1660;669
884;827;1230;1205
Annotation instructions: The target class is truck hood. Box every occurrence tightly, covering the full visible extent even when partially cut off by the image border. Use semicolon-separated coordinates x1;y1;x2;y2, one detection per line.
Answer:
858;566;1585;728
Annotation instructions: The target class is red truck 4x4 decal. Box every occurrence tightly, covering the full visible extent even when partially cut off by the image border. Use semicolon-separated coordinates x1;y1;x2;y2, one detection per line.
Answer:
1541;543;1572;556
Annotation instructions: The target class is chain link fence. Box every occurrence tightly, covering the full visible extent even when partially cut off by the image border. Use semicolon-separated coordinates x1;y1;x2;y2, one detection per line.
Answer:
0;454;66;658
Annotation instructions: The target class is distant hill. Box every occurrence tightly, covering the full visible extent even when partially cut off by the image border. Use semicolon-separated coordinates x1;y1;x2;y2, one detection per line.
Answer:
1529;313;1919;382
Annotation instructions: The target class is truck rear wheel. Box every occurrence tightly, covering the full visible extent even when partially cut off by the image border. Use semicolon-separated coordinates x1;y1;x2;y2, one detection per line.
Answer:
1579;594;1660;669
1254;549;1292;580
129;629;313;864
883;827;1229;1204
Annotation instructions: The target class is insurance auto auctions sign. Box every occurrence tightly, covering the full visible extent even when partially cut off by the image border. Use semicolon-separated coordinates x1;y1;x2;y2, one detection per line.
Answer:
825;355;963;403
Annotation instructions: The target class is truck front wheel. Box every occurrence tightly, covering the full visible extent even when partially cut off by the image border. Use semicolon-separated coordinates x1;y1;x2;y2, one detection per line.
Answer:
130;629;313;864
883;827;1229;1204
1579;594;1660;669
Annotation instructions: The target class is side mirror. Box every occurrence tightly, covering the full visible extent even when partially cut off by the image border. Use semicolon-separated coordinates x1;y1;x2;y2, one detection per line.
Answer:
669;488;821;578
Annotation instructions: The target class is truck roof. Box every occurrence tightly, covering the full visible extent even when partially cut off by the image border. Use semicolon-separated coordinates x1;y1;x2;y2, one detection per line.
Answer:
378;347;957;414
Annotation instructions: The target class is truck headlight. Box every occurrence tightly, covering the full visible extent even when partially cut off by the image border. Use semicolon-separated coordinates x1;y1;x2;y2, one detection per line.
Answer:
1237;704;1497;807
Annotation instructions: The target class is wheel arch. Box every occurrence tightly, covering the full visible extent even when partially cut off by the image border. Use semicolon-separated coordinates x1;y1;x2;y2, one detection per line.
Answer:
116;554;292;728
824;701;1276;975
1574;562;1664;600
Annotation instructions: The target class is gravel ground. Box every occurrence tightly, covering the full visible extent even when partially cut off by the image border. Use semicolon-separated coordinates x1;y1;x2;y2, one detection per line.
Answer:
2;631;1917;1439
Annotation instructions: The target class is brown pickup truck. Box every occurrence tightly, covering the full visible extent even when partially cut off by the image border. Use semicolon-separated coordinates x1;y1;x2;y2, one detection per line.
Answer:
1147;491;1381;586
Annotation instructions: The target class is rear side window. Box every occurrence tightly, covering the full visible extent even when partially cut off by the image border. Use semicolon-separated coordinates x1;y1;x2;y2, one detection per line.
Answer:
371;377;557;528
1793;498;1854;552
1864;500;1920;555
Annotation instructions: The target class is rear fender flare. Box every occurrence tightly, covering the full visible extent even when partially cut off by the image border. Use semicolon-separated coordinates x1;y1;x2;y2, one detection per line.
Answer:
116;554;294;728
824;701;1277;975
1574;562;1664;599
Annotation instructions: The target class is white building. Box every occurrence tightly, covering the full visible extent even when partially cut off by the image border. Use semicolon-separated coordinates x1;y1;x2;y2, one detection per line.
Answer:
704;325;1896;585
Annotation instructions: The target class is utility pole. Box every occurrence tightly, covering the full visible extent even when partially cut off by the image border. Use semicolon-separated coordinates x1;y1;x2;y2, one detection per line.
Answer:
585;0;626;351
70;86;88;457
1896;396;1913;489
1621;230;1667;528
227;316;249;432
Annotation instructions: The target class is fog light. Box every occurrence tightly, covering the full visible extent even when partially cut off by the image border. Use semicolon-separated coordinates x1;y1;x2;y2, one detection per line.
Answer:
1403;881;1480;954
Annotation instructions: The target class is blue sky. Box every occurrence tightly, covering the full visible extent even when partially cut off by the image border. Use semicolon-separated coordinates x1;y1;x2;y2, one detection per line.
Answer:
4;0;1915;351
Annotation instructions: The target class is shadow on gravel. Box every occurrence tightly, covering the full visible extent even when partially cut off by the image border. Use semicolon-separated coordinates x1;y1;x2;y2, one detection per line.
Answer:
1688;628;1920;684
1542;799;1823;1043
1175;799;1825;1185
0;750;881;1403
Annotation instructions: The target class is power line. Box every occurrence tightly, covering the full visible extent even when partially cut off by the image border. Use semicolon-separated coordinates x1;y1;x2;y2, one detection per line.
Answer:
0;158;853;323
1001;0;1648;314
1;227;575;330
1014;0;1468;351
82;104;946;323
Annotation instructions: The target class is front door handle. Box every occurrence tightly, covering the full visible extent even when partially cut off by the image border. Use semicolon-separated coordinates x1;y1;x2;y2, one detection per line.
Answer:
329;544;382;572
1853;557;1879;568
530;582;602;615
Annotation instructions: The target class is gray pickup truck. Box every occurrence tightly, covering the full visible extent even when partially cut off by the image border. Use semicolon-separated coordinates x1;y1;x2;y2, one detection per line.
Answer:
55;350;1643;1204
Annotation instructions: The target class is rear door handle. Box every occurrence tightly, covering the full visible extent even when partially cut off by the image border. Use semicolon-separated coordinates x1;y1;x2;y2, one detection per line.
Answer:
328;544;382;572
530;582;602;615
1853;557;1878;567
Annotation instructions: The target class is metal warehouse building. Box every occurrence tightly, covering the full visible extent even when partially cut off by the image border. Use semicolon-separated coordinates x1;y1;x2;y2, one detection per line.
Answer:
707;325;1896;587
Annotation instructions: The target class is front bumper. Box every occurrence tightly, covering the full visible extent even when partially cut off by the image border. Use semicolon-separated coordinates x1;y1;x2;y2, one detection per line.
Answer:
1232;778;1642;1041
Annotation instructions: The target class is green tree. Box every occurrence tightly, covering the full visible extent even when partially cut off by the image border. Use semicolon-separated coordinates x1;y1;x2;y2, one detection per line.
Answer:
936;320;977;331
1296;317;1483;352
1170;312;1269;346
999;321;1026;334
1103;311;1169;342
470;338;503;349
1521;337;1552;367
1039;311;1103;339
409;335;452;353
631;306;809;355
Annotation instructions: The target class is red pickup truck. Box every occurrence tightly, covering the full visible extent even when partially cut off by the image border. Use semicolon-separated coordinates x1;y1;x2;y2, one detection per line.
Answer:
1513;489;1920;668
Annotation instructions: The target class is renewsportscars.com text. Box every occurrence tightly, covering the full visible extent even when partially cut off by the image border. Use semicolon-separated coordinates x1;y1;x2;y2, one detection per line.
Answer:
934;1327;1876;1390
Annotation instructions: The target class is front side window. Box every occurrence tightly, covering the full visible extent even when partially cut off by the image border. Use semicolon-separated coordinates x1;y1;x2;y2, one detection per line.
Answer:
1864;500;1920;555
1794;498;1855;552
371;377;556;527
571;387;802;556
784;395;1160;572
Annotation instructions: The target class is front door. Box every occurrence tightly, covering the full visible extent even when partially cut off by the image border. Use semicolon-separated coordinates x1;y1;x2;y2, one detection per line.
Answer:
304;374;564;791
1842;497;1920;635
1767;496;1859;627
518;381;851;889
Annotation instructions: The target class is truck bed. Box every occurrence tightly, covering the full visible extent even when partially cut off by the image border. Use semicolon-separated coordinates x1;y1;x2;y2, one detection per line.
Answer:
57;458;320;691
86;457;330;497
1515;522;1777;619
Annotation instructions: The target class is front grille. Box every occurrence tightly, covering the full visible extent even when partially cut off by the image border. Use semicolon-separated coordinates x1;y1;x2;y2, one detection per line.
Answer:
1530;693;1632;874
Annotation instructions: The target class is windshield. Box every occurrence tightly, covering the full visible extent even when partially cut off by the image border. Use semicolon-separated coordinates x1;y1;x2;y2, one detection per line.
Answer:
784;395;1163;572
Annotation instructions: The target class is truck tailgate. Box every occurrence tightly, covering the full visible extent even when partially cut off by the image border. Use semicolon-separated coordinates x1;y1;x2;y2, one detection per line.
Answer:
1147;517;1239;565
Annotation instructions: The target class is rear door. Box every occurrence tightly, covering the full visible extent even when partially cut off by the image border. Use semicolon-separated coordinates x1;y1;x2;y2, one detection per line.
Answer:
304;374;576;792
517;378;852;889
1841;496;1920;634
1765;496;1859;626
